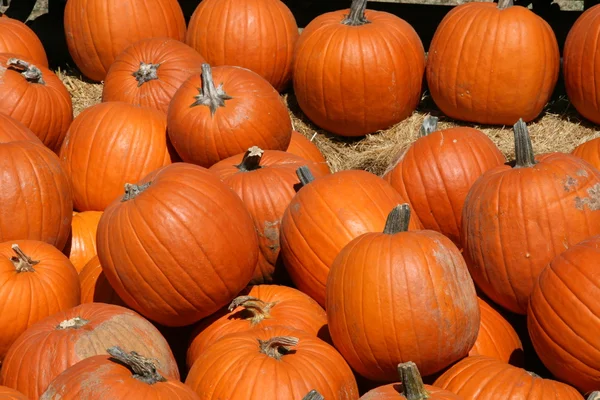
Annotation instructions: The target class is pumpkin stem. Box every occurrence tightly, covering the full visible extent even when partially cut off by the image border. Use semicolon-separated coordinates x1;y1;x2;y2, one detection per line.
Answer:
258;336;299;360
296;166;315;188
513;119;537;169
419;116;439;137
497;0;513;9
383;204;411;234
236;146;264;172
107;346;166;385
132;62;160;87
398;362;431;400
342;0;370;26
303;390;324;400
10;244;39;272
56;316;90;330
121;182;152;202
228;296;277;325
526;371;542;378
191;63;233;115
6;58;45;84
587;391;600;400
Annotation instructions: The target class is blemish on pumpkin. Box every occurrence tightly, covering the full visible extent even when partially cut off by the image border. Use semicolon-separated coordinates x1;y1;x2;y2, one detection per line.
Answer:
577;169;588;177
263;221;280;253
575;183;600;211
564;176;577;192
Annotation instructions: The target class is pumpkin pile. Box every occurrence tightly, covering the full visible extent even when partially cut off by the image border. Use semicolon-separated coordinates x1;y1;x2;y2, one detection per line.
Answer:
1;0;600;398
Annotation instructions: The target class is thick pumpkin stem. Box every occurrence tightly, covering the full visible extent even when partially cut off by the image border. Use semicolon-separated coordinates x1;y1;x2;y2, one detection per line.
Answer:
513;119;537;169
587;392;600;400
296;166;315;188
10;244;39;272
342;0;369;26
303;390;324;400
107;346;166;385
399;362;430;400
191;63;232;115
6;58;45;84
56;317;90;330
133;62;160;87
228;296;277;325
384;204;411;234
121;182;152;202
497;0;514;9
419;116;439;137
236;146;264;172
258;336;299;360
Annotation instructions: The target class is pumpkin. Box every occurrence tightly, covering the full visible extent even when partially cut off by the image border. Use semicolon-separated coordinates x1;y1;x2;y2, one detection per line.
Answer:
462;120;600;314
293;0;425;137
360;362;464;399
0;141;72;249
0;303;179;399
96;163;259;327
426;0;559;125
79;256;124;305
564;5;600;125
0;54;73;151
280;168;422;306
209;147;329;283
40;347;199;400
0;16;47;67
0;113;43;144
0;386;27;400
186;0;298;92
573;137;600;171
433;356;584;399
0;240;80;361
287;131;330;175
383;117;506;246
186;284;328;369
185;326;359;399
102;37;206;114
327;205;479;381
63;211;103;272
469;297;523;366
59;102;172;212
63;0;186;82
167;64;292;167
528;235;600;393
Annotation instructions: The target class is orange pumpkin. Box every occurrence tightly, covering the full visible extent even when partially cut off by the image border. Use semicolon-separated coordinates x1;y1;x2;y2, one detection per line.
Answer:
103;37;206;114
79;256;124;305
64;211;103;272
0;303;179;399
167;64;292;167
0;386;27;400
0;113;43;144
59;102;171;211
573;137;600;171
287;131;330;175
0;16;48;67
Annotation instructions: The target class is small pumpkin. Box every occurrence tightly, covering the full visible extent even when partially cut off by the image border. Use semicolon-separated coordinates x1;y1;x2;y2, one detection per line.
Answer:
573;137;600;171
287;131;330;175
79;256;124;305
0;16;47;67
0;386;27;400
63;211;103;272
0;113;43;144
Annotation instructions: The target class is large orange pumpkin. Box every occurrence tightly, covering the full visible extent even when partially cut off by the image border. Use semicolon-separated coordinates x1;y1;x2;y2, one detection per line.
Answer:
287;131;330;175
434;356;583;399
59;102;172;211
0;16;47;67
209;147;328;283
426;0;559;125
63;0;186;82
326;205;479;381
103;37;206;114
0;240;80;361
280;168;421;306
167;64;292;167
96;163;259;327
462;120;600;314
0;141;72;249
63;211;103;272
0;113;43;144
573;137;600;171
185;326;359;399
186;0;298;92
186;284;328;369
0;386;27;400
79;256;124;305
0;54;72;151
0;303;179;399
528;235;600;393
293;0;425;137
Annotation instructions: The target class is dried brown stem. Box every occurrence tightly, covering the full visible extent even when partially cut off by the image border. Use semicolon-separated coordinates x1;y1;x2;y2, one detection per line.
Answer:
10;244;39;272
132;62;160;87
191;63;232;115
236;146;264;172
258;336;299;360
121;182;152;202
228;296;277;325
342;0;369;26
107;346;166;385
6;58;45;84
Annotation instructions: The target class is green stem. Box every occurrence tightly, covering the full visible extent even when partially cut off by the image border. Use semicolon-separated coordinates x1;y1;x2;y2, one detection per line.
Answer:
399;362;430;400
513;119;537;169
342;0;369;26
383;204;411;234
191;63;233;115
419;116;439;137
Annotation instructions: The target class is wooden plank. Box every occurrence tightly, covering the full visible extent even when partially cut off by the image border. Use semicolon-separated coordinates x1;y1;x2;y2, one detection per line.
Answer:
369;0;583;10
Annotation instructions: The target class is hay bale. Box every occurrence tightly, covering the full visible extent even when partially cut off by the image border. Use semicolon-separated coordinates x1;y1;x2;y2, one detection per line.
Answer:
56;69;102;117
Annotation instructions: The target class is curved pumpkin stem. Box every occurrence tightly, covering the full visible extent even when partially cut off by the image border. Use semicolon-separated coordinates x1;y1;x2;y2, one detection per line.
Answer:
107;346;167;385
497;0;514;9
296;166;315;188
258;336;299;360
6;58;45;84
133;62;160;87
384;204;411;234
56;316;90;330
10;244;39;272
399;362;431;400
513;119;537;169
192;63;233;115
228;295;277;325
419;116;439;137
342;0;369;26
303;390;324;400
587;391;600;400
121;182;152;202
236;146;264;172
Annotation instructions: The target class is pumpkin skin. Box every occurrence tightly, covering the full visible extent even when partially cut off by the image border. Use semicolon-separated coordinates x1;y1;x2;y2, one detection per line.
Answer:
0;240;80;361
0;54;73;151
0;17;48;67
64;211;103;273
287;131;330;175
167;64;292;168
0;386;27;400
573;138;600;171
96;163;259;327
79;256;124;305
186;284;328;369
280;169;422;306
185;326;359;399
462;121;600;314
0;141;72;249
0;113;43;144
433;356;584;400
0;303;179;399
293;1;425;137
63;0;186;82
209;148;328;283
426;2;559;125
186;0;298;92
103;37;206;114
528;235;600;393
59;102;172;212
